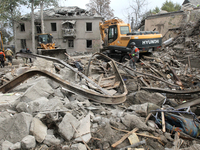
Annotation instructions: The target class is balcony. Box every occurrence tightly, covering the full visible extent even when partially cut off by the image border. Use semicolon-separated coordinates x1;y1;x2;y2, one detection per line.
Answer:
62;28;76;38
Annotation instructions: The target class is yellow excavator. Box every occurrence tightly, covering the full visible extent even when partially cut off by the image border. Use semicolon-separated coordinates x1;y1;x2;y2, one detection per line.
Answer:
99;18;162;61
37;33;66;59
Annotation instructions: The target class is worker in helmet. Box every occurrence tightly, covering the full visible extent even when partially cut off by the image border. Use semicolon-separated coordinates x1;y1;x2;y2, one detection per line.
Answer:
129;42;139;70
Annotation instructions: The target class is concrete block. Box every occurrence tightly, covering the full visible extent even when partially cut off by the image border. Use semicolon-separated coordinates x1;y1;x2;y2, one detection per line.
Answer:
71;143;87;150
9;142;21;150
20;79;54;103
21;135;36;149
28;97;49;114
75;114;91;143
0;112;32;143
33;57;55;73
43;135;61;146
58;112;80;141
30;117;47;143
60;67;76;82
2;140;13;150
134;90;165;106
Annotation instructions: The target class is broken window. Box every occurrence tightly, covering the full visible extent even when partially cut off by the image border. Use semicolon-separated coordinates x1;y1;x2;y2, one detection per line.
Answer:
86;40;92;48
21;39;26;49
51;23;57;31
35;23;41;33
68;40;74;48
20;23;25;32
86;22;92;31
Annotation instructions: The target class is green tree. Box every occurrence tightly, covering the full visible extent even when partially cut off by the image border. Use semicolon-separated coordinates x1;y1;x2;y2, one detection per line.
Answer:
161;0;181;12
86;0;114;20
0;0;28;44
152;7;160;14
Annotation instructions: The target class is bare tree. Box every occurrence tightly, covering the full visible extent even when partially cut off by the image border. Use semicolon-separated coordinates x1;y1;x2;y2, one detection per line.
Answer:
86;0;114;20
31;0;35;53
127;0;148;30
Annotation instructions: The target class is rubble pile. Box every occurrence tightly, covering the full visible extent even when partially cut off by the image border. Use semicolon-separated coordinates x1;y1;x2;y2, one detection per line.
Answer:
0;48;200;150
163;18;200;69
21;6;96;20
2;18;200;148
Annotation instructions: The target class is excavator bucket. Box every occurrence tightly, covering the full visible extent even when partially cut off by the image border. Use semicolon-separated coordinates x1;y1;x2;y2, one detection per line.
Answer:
38;48;67;60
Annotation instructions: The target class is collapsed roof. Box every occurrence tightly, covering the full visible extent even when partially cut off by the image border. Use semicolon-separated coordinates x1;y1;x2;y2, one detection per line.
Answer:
21;6;101;20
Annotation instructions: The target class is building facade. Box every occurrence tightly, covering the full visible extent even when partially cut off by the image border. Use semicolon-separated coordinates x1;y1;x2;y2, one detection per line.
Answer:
15;7;102;54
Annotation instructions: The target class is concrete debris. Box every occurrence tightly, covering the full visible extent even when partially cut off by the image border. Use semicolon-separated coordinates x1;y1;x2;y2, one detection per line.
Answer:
71;143;87;150
30;117;47;143
1;140;13;150
2;14;200;149
43;135;61;146
0;112;32;143
21;6;98;20
21;135;36;149
58;112;80;141
19;79;54;103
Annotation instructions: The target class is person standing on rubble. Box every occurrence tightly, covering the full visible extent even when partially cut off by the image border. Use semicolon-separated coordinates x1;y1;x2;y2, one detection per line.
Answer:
26;48;32;63
129;42;139;70
0;49;6;68
5;48;14;65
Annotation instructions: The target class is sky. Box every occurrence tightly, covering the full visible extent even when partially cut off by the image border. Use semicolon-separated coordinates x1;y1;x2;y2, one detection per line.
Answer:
21;0;184;22
59;0;184;22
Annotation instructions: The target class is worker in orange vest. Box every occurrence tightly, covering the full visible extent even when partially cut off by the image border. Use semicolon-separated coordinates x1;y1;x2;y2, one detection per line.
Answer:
129;42;139;70
0;49;6;68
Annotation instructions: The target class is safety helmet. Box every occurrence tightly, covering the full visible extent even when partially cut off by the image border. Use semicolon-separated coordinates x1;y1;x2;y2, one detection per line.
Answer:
130;42;136;46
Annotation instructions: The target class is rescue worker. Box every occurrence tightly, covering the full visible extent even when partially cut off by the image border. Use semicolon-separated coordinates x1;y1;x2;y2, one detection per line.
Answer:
129;42;139;70
5;48;14;65
26;48;32;63
0;49;6;68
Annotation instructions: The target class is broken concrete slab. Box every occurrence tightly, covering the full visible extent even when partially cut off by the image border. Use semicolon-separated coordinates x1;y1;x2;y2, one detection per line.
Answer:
0;112;32;143
9;142;21;150
21;135;36;149
58;112;80;141
11;76;47;92
42;97;68;112
33;57;55;73
75;114;91;143
134;90;165;106
30;117;47;143
19;79;54;103
43;135;61;146
127;103;160;117
59;67;76;82
53;88;65;98
1;140;13;150
71;143;87;150
121;113;154;132
0;111;12;123
28;97;49;114
4;72;14;81
16;102;31;114
0;93;22;111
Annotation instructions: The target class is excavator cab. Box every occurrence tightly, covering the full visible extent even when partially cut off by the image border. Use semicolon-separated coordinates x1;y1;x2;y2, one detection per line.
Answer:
38;34;53;44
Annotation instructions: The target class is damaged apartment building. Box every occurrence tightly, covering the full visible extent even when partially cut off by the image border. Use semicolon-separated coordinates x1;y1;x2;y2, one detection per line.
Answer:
15;7;102;54
140;0;200;41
